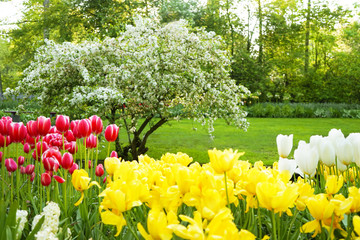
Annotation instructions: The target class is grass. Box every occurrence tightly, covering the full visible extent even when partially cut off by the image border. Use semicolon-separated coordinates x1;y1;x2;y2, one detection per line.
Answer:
5;118;360;166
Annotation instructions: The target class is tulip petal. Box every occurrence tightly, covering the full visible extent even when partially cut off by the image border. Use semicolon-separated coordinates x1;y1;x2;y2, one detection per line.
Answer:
301;220;321;237
74;192;84;206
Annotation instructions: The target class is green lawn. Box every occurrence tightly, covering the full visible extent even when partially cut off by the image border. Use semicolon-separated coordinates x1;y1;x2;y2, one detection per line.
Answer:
143;118;360;165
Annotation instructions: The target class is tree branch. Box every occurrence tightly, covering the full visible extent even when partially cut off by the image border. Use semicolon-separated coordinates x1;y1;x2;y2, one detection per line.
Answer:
138;118;167;155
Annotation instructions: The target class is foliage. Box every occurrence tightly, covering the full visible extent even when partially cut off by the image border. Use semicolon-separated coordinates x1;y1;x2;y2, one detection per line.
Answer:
9;17;250;160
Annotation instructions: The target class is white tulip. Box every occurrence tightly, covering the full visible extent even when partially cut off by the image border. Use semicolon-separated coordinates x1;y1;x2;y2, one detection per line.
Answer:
278;157;297;176
276;134;293;158
336;158;348;172
319;138;336;167
347;133;360;166
309;135;322;154
336;138;353;166
294;142;319;177
328;129;345;148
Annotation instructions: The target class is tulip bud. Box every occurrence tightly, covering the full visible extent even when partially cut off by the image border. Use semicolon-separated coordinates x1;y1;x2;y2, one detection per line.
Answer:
69;163;78;175
37;116;51;136
23;143;30;153
41;172;52;186
78;119;92;138
55;115;70;133
25;164;35;175
276;134;293;159
53;175;65;183
30;172;35;182
95;164;104;177
294;141;319;177
110;151;118;158
336;138;353;166
26;120;38;138
20;166;26;174
319;138;335;167
103;176;107;184
61;152;74;170
88;160;92;169
89;115;103;135
104;124;119;142
5;158;17;172
17;156;25;166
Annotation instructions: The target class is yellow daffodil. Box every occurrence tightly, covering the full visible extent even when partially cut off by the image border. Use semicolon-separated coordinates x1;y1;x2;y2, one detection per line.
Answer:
71;169;100;206
208;148;244;174
325;175;343;196
138;208;178;240
256;181;298;216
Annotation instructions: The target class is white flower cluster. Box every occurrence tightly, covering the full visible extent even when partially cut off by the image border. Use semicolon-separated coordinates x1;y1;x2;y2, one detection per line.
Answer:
10;16;250;132
16;209;28;239
32;202;61;240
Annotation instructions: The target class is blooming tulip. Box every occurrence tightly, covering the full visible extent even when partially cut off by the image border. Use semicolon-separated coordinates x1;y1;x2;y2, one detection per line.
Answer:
61;152;74;170
89;115;103;135
5;158;17;172
55;115;70;133
72;169;100;206
70;120;82;139
25;164;35;175
104;157;120;176
294;141;319;177
96;164;104;177
0;134;11;147
41;172;52;186
65;130;76;142
26;120;38;138
276;134;293;158
65;141;77;154
104;124;119;142
37;116;51;136
17;156;25;166
278;157;297;176
328;128;345;148
78;119;92;138
53;175;65;183
43;157;56;171
208;148;244;174
0;116;12;136
85;134;97;149
336;138;353;166
8;122;27;143
69;163;79;175
110;151;118;158
319;138;335;167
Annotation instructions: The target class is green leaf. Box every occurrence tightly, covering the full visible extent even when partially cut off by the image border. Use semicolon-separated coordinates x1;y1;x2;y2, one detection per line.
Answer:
25;215;45;240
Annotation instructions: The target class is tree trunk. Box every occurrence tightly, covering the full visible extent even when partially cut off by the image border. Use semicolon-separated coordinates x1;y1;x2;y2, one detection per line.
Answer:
257;0;263;64
225;0;234;56
43;0;50;39
304;0;311;74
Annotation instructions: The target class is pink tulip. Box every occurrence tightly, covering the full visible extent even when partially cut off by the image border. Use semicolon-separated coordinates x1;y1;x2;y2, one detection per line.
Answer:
42;148;62;164
89;115;103;135
55;115;70;133
25;164;35;175
95;164;104;177
110;151;118;158
65;141;78;154
0;116;12;136
105;124;119;142
20;166;26;174
43;157;55;171
37;116;51;136
85;134;97;149
61;152;74;170
88;160;92;169
8;122;27;143
17;156;25;166
78;119;92;138
0;134;11;148
41;172;52;186
30;172;35;182
26;120;38;138
70;120;81;139
5;158;17;172
103;176;107;184
23;143;30;153
53;175;65;183
68;163;78;174
65;130;76;142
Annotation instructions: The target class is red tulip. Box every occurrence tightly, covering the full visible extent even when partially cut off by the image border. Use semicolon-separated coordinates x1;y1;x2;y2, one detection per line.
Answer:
110;151;118;158
89;115;103;135
85;134;97;149
55;115;70;133
105;124;119;142
53;175;65;183
26;120;38;138
37;116;51;136
23;143;30;153
35;141;49;157
95;164;104;177
88;160;92;169
68;163;78;174
43;157;55;171
78;119;92;138
0;116;12;136
25;164;35;175
5;158;17;172
20;166;26;174
65;130;76;142
61;152;74;170
0;134;11;147
17;156;25;166
41;172;52;186
70;120;81;139
65;141;77;154
42;147;61;163
0;151;2;162
30;172;35;182
8;122;27;143
49;126;59;134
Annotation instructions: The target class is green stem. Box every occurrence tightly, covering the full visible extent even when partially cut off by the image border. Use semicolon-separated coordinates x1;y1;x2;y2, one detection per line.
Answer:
10;172;13;202
224;171;230;208
1;139;6;199
257;199;262;238
84;139;88;173
271;211;277;240
124;211;139;240
107;141;111;158
16;143;19;201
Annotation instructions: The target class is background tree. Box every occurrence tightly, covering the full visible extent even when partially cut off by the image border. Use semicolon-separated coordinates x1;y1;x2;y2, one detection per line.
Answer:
9;18;250;160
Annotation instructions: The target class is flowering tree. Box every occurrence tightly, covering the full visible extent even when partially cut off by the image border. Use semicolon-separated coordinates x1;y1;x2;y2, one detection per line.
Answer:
9;17;250;160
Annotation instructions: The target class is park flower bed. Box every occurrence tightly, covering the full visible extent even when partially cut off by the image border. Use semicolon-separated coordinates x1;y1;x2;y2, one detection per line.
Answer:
1;115;360;239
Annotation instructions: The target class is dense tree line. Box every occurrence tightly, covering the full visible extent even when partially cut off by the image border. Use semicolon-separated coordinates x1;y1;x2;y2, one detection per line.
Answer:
0;0;359;103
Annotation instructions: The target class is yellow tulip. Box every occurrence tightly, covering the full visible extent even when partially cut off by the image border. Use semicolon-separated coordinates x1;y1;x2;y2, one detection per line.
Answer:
348;187;360;213
325;175;343;196
101;210;126;237
104;157;120;176
239;229;256;240
353;215;360;239
71;169;100;206
208;148;244;174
